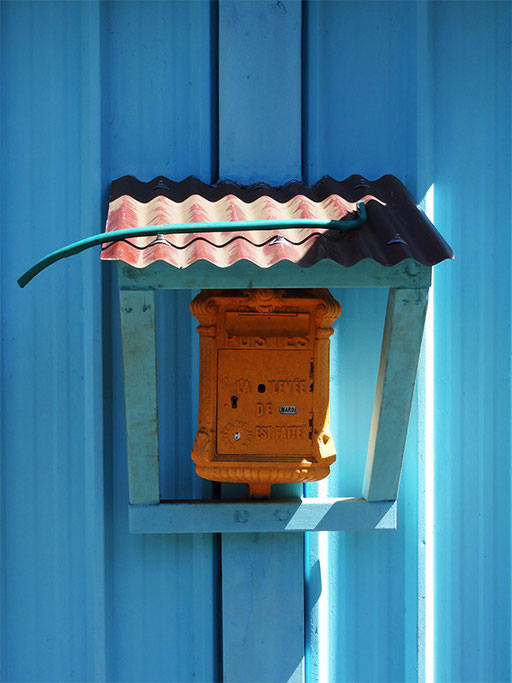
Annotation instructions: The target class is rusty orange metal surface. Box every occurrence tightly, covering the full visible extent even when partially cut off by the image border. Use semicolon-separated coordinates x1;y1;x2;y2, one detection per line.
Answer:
190;288;341;497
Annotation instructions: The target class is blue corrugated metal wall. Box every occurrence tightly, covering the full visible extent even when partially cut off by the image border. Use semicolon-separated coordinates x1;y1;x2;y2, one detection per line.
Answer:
432;5;511;681
305;4;424;680
1;2;510;681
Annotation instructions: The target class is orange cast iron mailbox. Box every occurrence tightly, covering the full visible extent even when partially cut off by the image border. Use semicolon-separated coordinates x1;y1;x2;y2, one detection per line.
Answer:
191;287;341;497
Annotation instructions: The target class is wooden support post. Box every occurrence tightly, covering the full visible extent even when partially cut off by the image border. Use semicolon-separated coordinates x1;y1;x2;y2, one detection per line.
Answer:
119;289;160;504
363;287;429;501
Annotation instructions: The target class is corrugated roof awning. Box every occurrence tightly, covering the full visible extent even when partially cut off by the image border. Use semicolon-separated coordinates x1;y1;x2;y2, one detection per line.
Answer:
101;174;453;269
17;174;453;288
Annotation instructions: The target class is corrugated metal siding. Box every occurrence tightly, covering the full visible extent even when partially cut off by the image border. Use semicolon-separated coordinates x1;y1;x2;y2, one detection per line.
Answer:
101;2;217;681
1;1;510;681
1;2;104;679
432;4;511;682
1;1;217;681
304;3;425;680
306;4;511;681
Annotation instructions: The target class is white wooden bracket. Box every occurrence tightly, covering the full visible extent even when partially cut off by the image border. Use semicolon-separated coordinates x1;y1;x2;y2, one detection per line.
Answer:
363;288;429;501
117;261;431;531
129;497;396;533
119;290;160;505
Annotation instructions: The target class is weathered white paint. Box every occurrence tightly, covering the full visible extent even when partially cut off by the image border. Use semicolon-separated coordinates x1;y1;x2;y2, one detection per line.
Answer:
128;498;397;533
118;258;432;291
363;287;429;501
119;290;160;504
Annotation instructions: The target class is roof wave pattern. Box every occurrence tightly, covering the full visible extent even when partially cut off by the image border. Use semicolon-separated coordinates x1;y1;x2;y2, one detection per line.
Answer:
101;175;453;269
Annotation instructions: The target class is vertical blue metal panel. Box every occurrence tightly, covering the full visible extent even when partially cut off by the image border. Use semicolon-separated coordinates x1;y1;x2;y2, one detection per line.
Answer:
219;0;301;184
1;2;104;680
218;3;304;681
101;2;217;681
1;1;217;681
304;3;427;681
432;4;511;682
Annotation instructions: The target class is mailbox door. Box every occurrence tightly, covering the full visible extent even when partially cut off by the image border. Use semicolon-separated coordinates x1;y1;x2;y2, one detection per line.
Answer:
217;349;314;457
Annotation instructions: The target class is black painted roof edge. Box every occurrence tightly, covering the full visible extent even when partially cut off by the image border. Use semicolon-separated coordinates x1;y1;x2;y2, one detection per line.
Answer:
111;173;402;203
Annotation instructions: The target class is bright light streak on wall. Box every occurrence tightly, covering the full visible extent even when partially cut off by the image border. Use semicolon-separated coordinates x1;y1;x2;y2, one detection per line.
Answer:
317;478;330;683
423;184;435;683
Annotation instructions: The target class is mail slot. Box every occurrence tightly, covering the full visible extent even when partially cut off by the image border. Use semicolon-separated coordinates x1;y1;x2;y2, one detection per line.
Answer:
190;288;341;497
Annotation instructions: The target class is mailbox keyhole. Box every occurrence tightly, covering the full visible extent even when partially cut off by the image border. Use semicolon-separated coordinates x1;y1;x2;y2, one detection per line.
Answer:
231;396;238;409
257;383;266;393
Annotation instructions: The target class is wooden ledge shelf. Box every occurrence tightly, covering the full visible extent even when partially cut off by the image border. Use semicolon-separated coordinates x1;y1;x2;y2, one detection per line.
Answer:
128;497;397;534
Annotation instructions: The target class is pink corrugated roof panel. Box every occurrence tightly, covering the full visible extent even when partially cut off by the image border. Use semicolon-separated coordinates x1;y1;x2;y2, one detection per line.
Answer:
101;175;453;269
